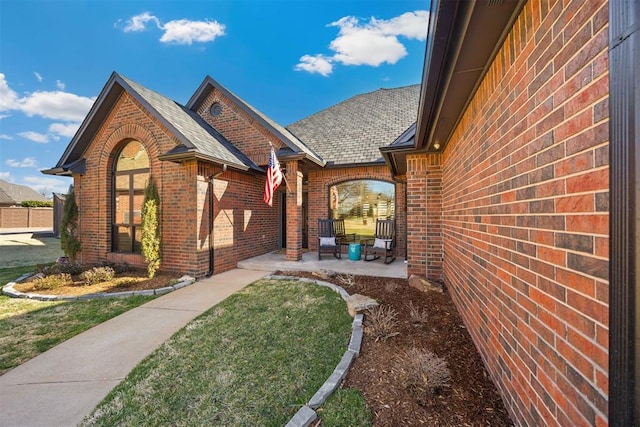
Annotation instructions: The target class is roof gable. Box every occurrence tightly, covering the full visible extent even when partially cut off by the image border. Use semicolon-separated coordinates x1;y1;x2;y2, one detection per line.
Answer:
187;76;325;166
44;72;262;176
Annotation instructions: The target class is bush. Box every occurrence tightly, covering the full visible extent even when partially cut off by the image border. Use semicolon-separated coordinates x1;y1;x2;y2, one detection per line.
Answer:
396;348;451;398
141;178;161;278
407;301;429;325
60;185;80;262
32;273;72;291
21;200;53;207
81;266;115;285
36;262;83;276
365;305;399;341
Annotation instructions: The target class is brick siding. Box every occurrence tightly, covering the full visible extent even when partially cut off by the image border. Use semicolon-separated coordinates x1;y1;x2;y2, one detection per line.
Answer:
407;1;609;425
0;207;53;228
76;91;280;276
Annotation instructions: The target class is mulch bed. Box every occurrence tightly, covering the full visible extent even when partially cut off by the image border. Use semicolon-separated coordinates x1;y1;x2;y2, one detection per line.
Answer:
282;271;514;426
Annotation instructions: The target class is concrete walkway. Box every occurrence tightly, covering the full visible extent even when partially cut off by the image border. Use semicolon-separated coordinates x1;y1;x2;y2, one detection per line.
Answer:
0;268;270;427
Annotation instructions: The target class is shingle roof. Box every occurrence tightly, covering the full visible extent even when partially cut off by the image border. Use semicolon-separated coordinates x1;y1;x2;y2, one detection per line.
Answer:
0;180;48;204
0;188;15;205
286;84;420;166
119;75;261;172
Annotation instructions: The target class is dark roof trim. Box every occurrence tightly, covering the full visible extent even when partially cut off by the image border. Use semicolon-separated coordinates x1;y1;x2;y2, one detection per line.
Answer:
187;75;326;167
416;0;526;151
41;158;87;176
382;0;525;178
158;150;265;175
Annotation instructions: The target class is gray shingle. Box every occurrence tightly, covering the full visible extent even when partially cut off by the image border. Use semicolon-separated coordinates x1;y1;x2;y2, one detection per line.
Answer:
286;85;420;166
120;76;261;171
0;180;48;204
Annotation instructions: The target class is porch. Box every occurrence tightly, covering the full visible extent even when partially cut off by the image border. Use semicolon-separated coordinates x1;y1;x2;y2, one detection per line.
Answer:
237;251;407;279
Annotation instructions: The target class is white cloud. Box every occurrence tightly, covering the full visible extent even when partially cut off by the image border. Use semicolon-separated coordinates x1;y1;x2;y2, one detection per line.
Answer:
18;131;50;143
119;12;225;45
56;80;65;90
160;19;225;44
296;10;429;75
295;55;334;76
0;134;12;140
0;74;95;124
6;157;38;168
0;171;13;182
0;74;18;111
34;72;43;82
18;90;96;122
23;175;71;196
49;122;79;137
124;12;161;32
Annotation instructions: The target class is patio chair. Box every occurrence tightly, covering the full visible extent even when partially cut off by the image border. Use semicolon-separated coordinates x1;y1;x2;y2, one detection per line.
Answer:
318;219;342;260
363;219;396;264
333;218;356;245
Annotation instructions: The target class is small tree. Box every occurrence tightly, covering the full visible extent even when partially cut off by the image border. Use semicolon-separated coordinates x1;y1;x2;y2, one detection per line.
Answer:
141;177;161;278
60;184;81;263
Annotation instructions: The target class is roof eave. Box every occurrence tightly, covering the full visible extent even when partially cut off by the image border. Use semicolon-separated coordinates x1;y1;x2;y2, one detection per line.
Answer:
158;150;263;173
415;0;526;151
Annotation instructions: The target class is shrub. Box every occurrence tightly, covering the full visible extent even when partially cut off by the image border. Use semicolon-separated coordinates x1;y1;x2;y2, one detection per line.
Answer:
36;262;83;276
365;305;399;341
336;273;356;287
407;301;429;325
21;200;53;207
60;185;80;263
396;348;451;399
141;178;161;278
32;273;72;291
81;266;115;285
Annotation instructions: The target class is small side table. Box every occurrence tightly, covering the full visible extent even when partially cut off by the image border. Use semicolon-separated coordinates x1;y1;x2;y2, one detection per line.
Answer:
348;242;361;261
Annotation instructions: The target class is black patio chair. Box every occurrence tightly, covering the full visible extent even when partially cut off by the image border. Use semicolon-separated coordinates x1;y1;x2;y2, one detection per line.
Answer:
362;219;396;264
318;219;342;260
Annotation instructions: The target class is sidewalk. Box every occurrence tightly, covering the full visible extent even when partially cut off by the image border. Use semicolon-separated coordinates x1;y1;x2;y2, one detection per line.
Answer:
0;268;270;427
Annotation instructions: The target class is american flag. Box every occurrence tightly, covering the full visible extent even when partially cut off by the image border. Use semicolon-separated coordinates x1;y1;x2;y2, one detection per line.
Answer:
264;147;283;206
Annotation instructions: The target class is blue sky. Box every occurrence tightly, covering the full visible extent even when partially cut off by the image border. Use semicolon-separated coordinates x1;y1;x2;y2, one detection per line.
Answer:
0;0;429;196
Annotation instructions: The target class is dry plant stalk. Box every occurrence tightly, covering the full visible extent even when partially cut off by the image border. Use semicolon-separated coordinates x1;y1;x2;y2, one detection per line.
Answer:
365;305;399;341
407;301;429;325
396;347;451;397
336;273;356;287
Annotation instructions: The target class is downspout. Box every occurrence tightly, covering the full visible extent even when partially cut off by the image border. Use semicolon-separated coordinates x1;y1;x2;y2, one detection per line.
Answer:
206;164;227;277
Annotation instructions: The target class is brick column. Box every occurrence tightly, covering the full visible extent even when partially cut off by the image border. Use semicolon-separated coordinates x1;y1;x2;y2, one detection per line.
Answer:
406;153;442;280
285;160;303;261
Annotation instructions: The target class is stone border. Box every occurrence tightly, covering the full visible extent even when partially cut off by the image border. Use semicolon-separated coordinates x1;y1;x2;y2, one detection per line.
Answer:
1;272;196;301
266;275;364;427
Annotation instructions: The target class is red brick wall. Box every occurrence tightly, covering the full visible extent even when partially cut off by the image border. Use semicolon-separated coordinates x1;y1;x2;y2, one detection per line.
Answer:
307;165;406;258
411;1;609;425
406;154;441;280
197;164;280;275
74;91;282;277
194;87;285;165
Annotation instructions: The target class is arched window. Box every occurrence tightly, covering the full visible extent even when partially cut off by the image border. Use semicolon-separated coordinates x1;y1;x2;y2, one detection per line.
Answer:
112;140;149;253
329;180;395;240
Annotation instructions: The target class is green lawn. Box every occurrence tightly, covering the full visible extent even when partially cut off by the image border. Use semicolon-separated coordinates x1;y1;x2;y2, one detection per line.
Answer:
0;265;155;375
81;278;364;426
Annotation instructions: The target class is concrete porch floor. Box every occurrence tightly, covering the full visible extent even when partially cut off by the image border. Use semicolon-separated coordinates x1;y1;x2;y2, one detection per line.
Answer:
237;250;407;279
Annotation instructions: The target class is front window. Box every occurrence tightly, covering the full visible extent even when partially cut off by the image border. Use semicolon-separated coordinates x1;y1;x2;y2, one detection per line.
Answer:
112;140;149;253
329;180;395;240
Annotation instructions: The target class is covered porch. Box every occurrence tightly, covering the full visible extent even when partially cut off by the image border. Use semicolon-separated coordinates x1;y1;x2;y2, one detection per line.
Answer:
238;251;407;279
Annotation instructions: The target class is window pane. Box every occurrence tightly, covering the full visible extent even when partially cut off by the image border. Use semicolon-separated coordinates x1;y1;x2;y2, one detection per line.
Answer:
115;189;130;224
329;180;395;240
116;140;149;171
115;226;132;252
133;226;142;253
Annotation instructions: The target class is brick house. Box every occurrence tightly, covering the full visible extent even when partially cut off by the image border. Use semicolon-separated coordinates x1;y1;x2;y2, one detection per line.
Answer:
381;0;637;425
43;73;416;277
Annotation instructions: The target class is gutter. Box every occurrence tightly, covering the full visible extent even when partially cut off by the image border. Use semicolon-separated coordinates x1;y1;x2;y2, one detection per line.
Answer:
206;164;227;277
